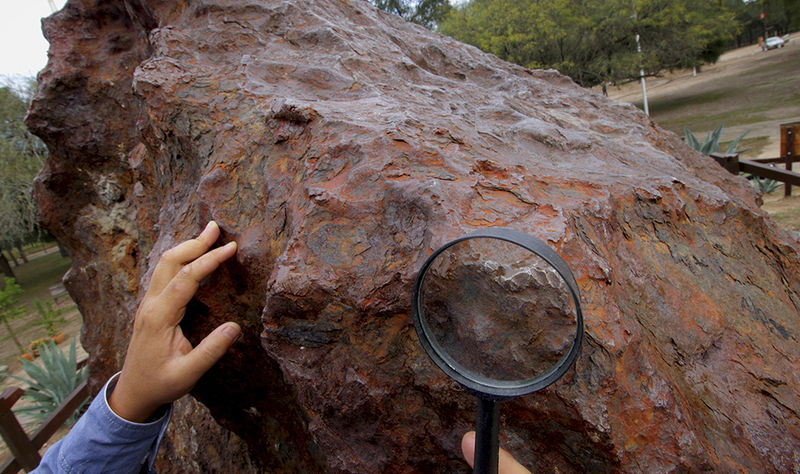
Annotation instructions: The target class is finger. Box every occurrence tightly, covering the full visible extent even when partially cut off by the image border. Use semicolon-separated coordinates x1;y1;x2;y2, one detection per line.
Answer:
180;322;241;383
148;222;222;299
498;443;532;474
153;241;238;326
461;432;532;474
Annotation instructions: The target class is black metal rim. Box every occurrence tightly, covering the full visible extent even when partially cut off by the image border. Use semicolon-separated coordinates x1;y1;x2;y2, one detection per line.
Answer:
411;228;584;399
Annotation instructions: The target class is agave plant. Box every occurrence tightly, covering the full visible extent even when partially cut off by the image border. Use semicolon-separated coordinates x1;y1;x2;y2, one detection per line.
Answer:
685;124;785;194
684;123;749;155
747;175;783;194
11;338;89;425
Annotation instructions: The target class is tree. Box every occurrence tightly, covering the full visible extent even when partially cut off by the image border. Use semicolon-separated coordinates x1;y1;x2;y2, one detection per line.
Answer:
32;299;66;338
0;79;46;278
722;0;800;47
439;0;739;88
0;277;28;356
370;0;452;29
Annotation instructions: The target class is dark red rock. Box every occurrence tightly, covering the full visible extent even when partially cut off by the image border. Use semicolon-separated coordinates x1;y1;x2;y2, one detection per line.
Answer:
27;0;800;473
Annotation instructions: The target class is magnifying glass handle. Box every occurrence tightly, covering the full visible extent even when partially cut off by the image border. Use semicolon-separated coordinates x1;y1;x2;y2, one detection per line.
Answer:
473;398;500;474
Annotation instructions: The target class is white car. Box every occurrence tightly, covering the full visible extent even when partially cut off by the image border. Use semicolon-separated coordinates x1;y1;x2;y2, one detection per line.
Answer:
762;36;785;51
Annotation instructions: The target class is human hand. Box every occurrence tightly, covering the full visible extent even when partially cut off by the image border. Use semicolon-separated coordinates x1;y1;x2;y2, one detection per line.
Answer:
108;222;241;423
461;431;532;474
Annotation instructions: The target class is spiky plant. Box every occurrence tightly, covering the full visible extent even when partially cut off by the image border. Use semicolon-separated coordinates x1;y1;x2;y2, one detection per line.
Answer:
11;338;89;425
747;175;783;194
684;123;749;155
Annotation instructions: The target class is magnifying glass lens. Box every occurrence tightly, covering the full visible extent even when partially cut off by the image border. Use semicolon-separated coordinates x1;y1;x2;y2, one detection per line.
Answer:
419;238;578;382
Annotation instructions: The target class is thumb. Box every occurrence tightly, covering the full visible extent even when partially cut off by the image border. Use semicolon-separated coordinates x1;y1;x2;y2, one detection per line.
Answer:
461;431;533;474
184;322;241;380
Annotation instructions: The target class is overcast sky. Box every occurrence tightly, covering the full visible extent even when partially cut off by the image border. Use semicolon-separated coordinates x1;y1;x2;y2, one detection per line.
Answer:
1;0;68;81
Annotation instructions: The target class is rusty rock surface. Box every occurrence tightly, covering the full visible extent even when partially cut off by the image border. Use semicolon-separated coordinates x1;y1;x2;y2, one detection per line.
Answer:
26;0;800;472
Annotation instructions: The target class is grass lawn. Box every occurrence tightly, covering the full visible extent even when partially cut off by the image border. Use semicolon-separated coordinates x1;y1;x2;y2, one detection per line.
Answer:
639;50;800;136
607;39;800;233
720;135;771;159
771;204;800;230
4;241;55;264
608;40;800;160
1;250;77;365
10;250;73;315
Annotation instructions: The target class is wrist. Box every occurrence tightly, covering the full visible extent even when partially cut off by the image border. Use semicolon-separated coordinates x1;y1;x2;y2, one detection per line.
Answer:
107;373;161;423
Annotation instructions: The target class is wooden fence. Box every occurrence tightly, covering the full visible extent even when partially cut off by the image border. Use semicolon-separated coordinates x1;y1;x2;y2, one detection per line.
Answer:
0;359;89;474
711;122;800;196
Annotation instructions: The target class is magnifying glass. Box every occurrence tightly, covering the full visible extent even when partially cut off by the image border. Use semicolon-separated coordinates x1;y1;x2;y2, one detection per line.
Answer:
411;228;583;474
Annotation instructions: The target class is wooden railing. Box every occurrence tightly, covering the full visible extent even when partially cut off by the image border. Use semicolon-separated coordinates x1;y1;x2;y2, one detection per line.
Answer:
0;360;89;474
711;122;800;196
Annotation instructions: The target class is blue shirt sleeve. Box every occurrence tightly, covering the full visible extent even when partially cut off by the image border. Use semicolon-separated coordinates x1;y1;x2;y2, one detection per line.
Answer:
32;373;172;474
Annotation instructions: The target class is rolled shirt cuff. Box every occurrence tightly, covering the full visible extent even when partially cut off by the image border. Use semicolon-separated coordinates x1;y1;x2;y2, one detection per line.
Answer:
37;372;172;474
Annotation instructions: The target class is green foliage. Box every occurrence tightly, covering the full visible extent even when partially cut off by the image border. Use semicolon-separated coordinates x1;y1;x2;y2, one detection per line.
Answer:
748;175;782;194
439;0;739;88
11;338;89;426
685;124;781;194
371;0;452;29
0;277;28;355
0;277;24;312
32;299;66;337
725;0;799;47
0;81;46;252
684;124;749;155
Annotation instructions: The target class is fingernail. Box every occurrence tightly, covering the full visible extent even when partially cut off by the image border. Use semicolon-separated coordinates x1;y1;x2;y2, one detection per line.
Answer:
222;324;241;342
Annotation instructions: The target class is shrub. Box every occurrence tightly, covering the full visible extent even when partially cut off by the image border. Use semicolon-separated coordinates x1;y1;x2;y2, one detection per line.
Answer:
0;277;28;356
32;299;66;338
